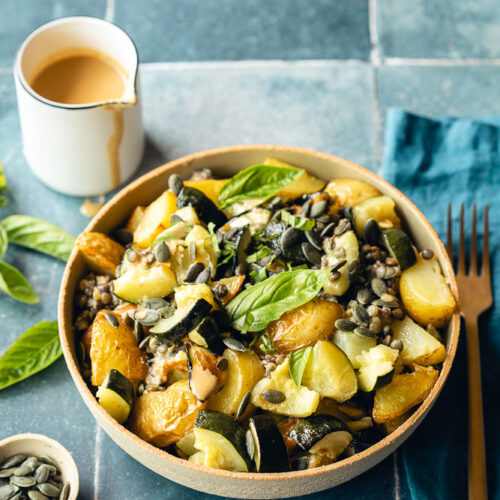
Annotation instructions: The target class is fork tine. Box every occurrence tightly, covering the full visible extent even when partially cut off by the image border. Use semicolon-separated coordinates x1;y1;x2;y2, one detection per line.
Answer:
482;204;490;276
447;203;453;261
470;203;478;275
458;203;466;275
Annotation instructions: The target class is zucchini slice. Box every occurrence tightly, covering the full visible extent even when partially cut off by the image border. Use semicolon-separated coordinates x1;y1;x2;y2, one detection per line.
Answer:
96;369;134;424
247;415;290;472
186;343;225;401
333;330;377;369
177;186;227;228
352;195;401;236
150;298;212;344
381;228;416;271
191;410;251;472
152;222;193;246
216;225;251;279
356;345;399;392
176;431;198;456
189;316;225;355
289;415;352;460
171;206;200;225
302;340;358;402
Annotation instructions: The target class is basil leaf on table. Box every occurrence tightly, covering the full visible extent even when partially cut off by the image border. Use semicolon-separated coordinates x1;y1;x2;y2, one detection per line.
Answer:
281;211;315;231
226;269;330;332
289;346;312;388
0;321;60;391
0;261;38;303
218;164;304;210
0;225;7;260
0;215;75;261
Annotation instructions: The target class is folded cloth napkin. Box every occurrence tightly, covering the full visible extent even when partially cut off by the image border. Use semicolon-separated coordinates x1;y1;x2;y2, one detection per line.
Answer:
381;109;500;500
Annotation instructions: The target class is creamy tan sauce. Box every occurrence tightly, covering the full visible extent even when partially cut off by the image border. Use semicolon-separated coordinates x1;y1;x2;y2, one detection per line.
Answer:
105;106;124;188
29;48;127;105
80;197;105;218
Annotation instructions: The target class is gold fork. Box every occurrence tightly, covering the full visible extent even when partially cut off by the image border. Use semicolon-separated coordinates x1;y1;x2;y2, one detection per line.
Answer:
447;203;492;500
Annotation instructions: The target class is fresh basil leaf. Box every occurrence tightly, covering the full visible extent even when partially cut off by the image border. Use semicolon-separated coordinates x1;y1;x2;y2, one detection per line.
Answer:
246;246;271;264
289;346;312;387
0;164;8;207
0;215;75;261
260;334;276;355
281;211;315;231
207;222;220;256
0;261;38;303
226;269;330;332
0;321;60;391
0;225;7;260
218;164;304;210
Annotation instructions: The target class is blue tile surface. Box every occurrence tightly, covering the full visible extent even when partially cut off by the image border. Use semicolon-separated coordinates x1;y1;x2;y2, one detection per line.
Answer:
114;0;371;62
0;0;107;67
377;0;500;59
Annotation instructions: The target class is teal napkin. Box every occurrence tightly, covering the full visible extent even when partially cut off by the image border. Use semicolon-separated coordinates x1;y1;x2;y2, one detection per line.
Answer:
381;109;500;500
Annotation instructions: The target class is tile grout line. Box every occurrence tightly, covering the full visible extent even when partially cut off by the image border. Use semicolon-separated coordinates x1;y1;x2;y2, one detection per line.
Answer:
93;425;102;500
104;0;115;23
384;57;500;66
393;451;401;500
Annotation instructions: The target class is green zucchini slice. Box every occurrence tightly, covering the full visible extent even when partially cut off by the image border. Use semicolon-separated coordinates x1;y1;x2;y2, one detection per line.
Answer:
247;415;290;472
150;298;212;344
381;228;417;271
289;415;352;460
333;330;377;369
188;316;225;355
96;369;134;424
356;345;400;392
191;410;251;472
177;186;227;228
176;432;198;456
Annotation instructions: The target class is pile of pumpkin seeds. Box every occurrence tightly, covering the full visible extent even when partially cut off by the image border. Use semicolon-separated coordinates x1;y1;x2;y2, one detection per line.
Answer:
0;454;69;500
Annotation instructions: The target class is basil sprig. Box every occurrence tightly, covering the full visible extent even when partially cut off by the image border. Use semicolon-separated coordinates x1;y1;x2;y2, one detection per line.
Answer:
226;269;330;332
281;210;315;231
0;321;61;391
0;215;75;261
0;261;38;303
218;164;303;211
289;347;312;387
0;225;7;260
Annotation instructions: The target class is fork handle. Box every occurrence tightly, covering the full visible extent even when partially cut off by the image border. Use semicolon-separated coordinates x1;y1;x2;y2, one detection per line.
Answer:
465;316;488;500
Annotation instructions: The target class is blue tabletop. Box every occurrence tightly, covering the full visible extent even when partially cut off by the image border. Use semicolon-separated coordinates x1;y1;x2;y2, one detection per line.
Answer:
0;1;499;499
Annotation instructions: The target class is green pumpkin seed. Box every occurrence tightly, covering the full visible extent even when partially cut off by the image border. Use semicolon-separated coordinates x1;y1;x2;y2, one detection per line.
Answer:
10;492;23;500
335;319;357;331
153;241;170;263
13;466;31;477
261;389;286;404
363;218;381;245
328;271;341;282
354;326;376;338
104;312;119;329
133;320;142;344
216;358;229;371
390;339;404;351
356;287;373;305
58;483;70;500
168;174;184;196
135;309;160;326
245;429;255;460
305;230;322;250
320;222;335;238
317;214;331;224
372;299;400;308
309;199;328;218
300;200;311;217
334;218;350;236
0;470;16;479
37;483;60;497
222;337;246;352
37;458;56;470
352;303;369;324
301;242;322;266
0;484;19;500
194;267;211;285
185;262;204;282
1;456;26;470
10;476;35;488
370;278;387;297
330;259;347;273
347;260;360;282
0;481;5;488
34;466;50;485
280;227;301;249
28;491;49;500
369;316;382;334
236;391;252;419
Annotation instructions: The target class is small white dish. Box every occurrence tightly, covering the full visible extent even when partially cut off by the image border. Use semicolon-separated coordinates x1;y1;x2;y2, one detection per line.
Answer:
0;433;79;500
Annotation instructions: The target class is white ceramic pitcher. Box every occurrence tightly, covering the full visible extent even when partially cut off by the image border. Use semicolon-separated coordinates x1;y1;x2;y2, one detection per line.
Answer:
14;17;144;196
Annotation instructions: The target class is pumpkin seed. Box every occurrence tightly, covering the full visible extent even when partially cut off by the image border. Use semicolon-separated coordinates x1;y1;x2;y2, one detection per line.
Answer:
335;319;357;332
10;476;35;488
34;466;49;485
37;458;56;470
356;287;373;305
320;222;335;238
184;262;205;282
37;483;60;497
153;241;170;263
236;391;252;419
1;456;26;470
390;339;404;351
28;492;49;500
370;278;387;297
305;230;322;250
354;326;376;338
135;309;160;326
133;320;142;344
10;492;23;500
384;266;399;278
331;259;347;272
222;337;246;352
194;267;211;284
0;481;5;488
216;357;229;371
0;484;19;500
104;312;119;329
142;297;169;310
0;470;16;479
266;196;282;209
138;335;152;350
112;228;133;245
302;242;322;266
245;430;255;460
368;316;382;335
58;483;69;500
280;227;301;249
213;283;228;298
372;299;400;309
300;200;311;217
334;218;350;236
168;174;184;196
13;465;32;477
352;303;369;324
421;248;434;260
317;214;331;224
261;389;286;404
189;241;197;260
363;218;381;245
347;260;360;282
328;271;341;282
310;199;328;218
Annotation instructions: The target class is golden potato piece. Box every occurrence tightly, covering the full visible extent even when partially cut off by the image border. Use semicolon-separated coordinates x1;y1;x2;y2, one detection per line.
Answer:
263;299;344;355
400;257;456;328
372;366;438;423
207;349;264;417
381;410;414;435
130;380;206;447
90;310;148;388
76;232;124;276
125;206;145;233
133;190;178;248
325;178;380;209
210;275;245;306
184;179;227;205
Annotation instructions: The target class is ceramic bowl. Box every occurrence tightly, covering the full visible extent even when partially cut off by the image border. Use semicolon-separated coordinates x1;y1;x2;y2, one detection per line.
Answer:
58;145;460;498
0;433;79;499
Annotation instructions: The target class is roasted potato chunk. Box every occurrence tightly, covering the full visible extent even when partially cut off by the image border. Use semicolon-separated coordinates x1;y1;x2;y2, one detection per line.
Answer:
325;178;380;209
372;366;438;423
130;380;206;447
125;206;145;233
76;232;124;276
263;299;343;354
210;276;245;306
184;179;227;205
90;310;148;388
